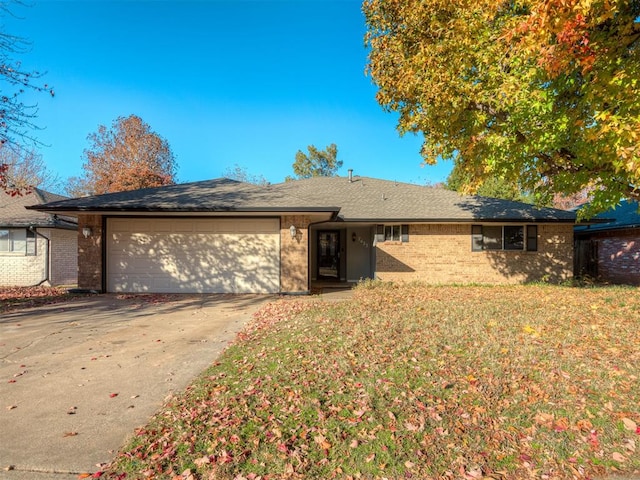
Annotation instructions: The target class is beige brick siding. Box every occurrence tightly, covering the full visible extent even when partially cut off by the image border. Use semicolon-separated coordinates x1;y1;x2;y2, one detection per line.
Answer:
375;223;573;284
78;215;103;291
49;228;78;286
280;215;310;293
0;227;78;286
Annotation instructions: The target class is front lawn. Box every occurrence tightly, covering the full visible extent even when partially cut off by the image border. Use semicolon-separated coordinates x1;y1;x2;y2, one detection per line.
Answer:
103;283;640;479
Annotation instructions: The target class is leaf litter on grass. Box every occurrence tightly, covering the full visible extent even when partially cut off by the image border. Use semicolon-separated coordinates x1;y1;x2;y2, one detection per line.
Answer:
102;283;640;480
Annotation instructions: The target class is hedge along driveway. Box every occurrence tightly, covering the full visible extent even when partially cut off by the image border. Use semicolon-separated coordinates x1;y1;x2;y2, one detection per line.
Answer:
0;293;271;478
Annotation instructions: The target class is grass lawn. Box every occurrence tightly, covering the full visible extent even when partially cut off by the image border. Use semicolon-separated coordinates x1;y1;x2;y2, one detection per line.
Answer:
103;283;640;480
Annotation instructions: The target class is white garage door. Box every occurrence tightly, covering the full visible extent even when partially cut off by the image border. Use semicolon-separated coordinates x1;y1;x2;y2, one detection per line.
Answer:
106;218;280;293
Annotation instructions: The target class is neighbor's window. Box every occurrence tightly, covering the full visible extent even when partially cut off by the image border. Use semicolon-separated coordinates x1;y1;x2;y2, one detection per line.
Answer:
376;224;409;243
472;225;537;252
0;228;36;255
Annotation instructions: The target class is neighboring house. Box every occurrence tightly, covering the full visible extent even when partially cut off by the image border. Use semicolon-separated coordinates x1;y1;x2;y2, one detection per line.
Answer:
30;175;577;294
574;199;640;285
1;189;78;287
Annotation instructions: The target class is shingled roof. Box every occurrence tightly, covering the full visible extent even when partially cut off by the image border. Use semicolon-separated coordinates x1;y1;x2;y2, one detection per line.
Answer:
272;176;576;222
26;178;339;214
29;175;576;223
1;189;77;229
575;199;640;233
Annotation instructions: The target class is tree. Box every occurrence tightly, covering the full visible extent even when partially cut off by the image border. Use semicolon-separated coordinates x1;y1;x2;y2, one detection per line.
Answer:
363;0;640;217
68;115;177;196
223;164;269;186
445;161;535;204
0;1;55;194
0;147;58;191
287;143;342;180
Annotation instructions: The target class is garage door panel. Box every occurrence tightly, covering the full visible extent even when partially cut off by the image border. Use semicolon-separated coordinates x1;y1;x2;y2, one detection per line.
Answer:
107;218;280;294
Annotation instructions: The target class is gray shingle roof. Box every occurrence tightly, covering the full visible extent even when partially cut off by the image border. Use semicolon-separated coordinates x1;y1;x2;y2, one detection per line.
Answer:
27;178;339;214
30;176;576;223
575;199;640;233
272;176;576;222
1;188;77;228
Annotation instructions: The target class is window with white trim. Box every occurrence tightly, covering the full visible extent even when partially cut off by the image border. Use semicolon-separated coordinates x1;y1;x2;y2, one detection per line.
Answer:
0;228;37;255
375;224;409;243
472;225;537;252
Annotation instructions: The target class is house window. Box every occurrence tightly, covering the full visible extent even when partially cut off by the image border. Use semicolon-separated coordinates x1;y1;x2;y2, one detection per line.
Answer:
385;225;400;241
26;229;37;256
0;228;36;255
375;224;409;243
472;225;537;252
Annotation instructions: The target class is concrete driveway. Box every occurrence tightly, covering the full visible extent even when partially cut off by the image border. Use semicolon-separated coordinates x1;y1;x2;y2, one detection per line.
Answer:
0;293;271;479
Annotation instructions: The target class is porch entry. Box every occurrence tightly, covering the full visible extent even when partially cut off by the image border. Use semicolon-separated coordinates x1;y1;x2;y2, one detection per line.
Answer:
317;230;340;279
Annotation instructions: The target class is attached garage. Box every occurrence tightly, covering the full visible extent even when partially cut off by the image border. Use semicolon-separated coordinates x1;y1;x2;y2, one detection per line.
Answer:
106;217;280;293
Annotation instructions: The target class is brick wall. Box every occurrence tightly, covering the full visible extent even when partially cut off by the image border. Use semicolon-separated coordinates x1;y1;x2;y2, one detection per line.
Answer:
595;229;640;285
0;231;46;286
49;228;78;286
280;215;310;293
375;223;573;284
78;215;103;291
0;227;78;286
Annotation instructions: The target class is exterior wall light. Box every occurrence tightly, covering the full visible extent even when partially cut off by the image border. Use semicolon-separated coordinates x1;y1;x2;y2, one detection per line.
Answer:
82;227;92;238
289;225;297;239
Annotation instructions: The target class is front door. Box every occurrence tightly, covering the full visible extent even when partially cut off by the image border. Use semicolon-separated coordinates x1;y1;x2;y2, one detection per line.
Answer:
317;231;339;279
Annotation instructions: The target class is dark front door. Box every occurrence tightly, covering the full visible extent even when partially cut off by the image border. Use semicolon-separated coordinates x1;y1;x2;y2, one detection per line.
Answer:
318;231;340;279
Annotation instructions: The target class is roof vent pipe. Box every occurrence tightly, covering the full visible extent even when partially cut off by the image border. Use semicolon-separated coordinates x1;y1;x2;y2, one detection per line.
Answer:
348;169;353;183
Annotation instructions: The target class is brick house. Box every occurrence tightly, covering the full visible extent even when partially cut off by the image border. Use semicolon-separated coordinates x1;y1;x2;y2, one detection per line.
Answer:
30;175;577;294
574;199;640;285
1;189;78;287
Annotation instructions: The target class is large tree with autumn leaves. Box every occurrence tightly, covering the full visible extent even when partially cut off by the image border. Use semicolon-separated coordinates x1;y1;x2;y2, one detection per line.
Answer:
363;0;640;216
0;1;55;195
66;115;177;197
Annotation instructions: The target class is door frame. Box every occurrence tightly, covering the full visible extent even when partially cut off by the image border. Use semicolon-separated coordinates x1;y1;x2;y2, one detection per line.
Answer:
316;230;341;280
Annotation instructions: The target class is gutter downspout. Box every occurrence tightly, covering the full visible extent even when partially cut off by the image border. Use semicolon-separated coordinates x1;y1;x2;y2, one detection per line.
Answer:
29;226;50;287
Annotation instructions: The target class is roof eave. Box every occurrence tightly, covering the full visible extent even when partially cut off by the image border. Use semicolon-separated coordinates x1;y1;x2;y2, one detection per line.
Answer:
338;217;577;223
27;205;342;216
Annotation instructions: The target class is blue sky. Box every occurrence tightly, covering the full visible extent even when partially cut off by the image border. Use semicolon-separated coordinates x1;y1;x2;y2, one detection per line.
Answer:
4;0;452;189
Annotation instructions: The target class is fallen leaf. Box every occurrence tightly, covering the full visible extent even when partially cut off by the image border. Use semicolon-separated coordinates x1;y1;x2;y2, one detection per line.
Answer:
365;453;375;463
193;456;211;466
314;434;331;450
622;418;637;431
6;405;17;411
612;452;626;462
109;393;118;398
63;431;78;437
